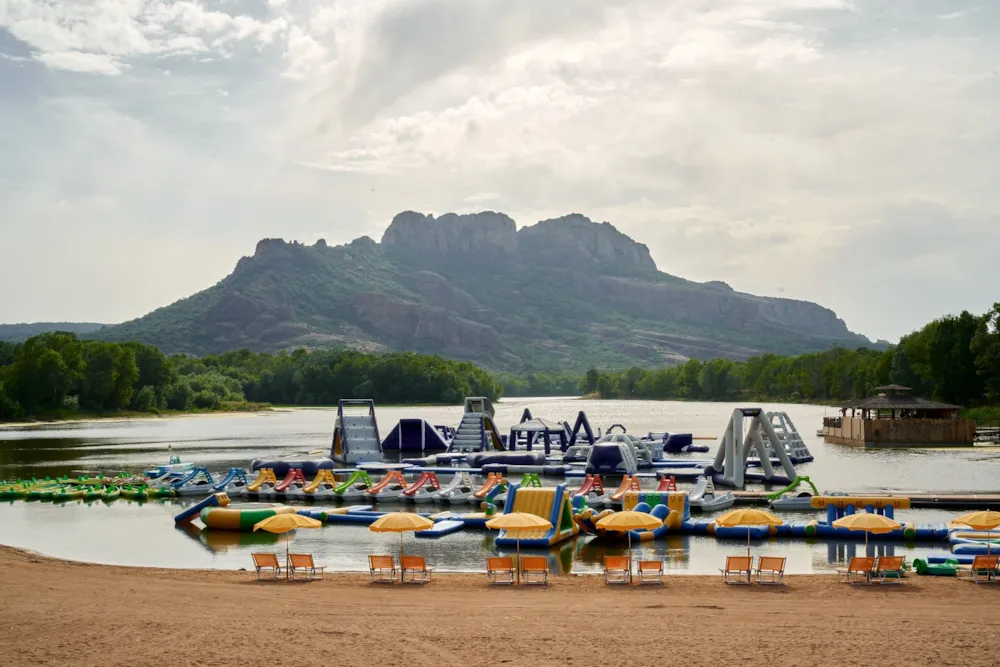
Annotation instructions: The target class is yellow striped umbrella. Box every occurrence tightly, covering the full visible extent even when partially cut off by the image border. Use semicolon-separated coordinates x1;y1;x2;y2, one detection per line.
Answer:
369;512;434;562
715;508;783;557
832;512;901;549
486;513;553;583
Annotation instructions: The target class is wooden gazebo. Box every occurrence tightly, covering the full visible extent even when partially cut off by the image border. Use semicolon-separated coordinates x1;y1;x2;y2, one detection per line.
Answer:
823;385;973;448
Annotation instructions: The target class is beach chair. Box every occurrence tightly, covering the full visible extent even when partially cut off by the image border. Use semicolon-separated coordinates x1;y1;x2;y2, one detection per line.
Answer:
487;557;515;585
288;553;325;581
959;555;1000;584
401;555;432;584
838;556;875;585
251;552;283;581
604;556;631;585
720;556;752;585
369;555;396;583
637;560;664;585
521;556;549;586
874;556;905;584
755;556;786;585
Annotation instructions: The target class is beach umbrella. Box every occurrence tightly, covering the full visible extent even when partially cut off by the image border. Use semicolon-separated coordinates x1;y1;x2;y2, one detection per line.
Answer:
715;508;784;558
254;512;323;576
832;512;901;550
949;511;1000;555
369;512;434;564
595;511;664;582
485;513;553;583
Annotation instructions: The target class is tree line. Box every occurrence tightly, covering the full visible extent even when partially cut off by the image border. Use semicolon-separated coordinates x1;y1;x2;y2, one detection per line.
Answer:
0;334;501;421
581;304;1000;408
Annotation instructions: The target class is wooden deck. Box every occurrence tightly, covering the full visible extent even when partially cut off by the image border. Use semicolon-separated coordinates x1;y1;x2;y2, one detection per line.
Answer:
733;491;1000;510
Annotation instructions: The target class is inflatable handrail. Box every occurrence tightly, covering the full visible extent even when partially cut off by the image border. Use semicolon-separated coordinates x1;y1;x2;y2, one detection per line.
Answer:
607;424;627;434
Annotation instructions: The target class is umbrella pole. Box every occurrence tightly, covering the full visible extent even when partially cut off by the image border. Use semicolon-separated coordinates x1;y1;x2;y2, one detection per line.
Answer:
747;527;751;559
626;532;631;584
286;534;290;580
517;538;521;585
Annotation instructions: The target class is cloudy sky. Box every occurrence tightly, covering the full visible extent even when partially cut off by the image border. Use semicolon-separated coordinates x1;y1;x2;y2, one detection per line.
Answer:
1;0;997;342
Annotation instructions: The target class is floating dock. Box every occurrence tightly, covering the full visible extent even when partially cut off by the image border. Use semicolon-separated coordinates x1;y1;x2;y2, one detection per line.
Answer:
734;491;1000;510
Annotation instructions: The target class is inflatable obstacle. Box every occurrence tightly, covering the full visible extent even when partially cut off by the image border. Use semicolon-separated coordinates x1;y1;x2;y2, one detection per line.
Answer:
449;397;504;453
495;484;579;548
174;492;230;524
200;503;297;531
381;419;450;453
331;399;382;464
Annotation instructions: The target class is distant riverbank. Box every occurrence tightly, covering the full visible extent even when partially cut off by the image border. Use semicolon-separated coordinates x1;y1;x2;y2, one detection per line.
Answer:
0;401;274;428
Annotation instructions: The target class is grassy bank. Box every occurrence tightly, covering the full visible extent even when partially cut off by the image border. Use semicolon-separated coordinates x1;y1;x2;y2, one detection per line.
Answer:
962;406;1000;421
0;401;272;426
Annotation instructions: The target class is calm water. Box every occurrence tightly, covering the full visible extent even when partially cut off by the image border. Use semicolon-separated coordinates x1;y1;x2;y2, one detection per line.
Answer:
1;398;997;574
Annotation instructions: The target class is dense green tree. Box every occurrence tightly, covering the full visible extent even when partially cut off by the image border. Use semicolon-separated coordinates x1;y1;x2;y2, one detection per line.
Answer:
972;303;1000;403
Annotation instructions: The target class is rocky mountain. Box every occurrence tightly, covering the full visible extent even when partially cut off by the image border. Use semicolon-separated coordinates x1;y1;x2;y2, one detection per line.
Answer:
95;211;871;370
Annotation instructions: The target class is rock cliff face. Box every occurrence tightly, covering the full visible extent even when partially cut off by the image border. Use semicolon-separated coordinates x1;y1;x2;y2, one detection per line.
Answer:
518;214;656;270
381;211;518;256
96;210;873;367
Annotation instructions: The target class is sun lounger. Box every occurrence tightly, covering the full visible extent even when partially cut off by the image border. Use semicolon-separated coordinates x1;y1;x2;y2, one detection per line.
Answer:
401;555;432;584
369;555;397;583
637;560;663;585
958;555;999;584
487;557;514;585
288;553;325;581
838;556;875;585
604;555;630;585
720;556;752;585
874;556;905;584
251;552;283;581
755;556;786;585
521;556;548;586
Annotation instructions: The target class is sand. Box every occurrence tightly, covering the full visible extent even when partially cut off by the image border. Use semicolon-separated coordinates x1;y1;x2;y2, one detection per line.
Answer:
0;546;997;667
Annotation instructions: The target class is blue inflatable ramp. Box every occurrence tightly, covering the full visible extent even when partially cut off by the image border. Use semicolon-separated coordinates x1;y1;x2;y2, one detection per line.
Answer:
415;520;465;538
173;492;229;524
381;419;450;453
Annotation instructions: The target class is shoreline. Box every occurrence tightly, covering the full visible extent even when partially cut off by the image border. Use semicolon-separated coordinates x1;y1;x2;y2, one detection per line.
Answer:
2;545;998;667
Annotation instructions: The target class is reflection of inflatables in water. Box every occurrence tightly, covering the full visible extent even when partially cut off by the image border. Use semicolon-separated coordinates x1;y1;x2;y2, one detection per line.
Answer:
175;521;281;554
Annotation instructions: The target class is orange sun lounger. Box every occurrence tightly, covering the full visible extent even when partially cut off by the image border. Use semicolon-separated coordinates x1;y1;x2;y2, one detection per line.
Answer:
369;555;397;583
755;556;786;585
401;555;432;584
521;556;549;586
720;556;752;585
487;557;515;585
289;554;325;581
251;553;283;581
604;555;630;585
839;556;875;585
958;555;999;584
874;556;905;584
637;560;663;585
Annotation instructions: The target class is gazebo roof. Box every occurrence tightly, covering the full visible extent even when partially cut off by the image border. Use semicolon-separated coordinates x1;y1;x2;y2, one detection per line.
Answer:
841;394;959;411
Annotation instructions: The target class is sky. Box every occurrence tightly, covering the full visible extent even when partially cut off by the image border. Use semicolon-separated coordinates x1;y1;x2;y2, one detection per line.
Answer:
1;0;998;343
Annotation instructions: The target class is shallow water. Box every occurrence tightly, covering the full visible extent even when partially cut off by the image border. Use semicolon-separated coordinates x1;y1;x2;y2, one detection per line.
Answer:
1;399;996;573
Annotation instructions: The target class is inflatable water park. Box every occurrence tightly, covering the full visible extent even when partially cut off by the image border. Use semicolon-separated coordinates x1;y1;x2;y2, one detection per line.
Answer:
3;397;998;566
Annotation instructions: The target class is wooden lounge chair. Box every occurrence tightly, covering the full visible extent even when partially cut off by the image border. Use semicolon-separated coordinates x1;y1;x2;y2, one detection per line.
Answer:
958;555;1000;584
487;557;514;585
401;555;432;584
720;556;752;585
251;552;283;581
288;553;325;581
369;555;396;583
755;556;786;585
637;560;663;585
521;556;548;586
874;556;905;584
604;555;630;585
838;556;875;585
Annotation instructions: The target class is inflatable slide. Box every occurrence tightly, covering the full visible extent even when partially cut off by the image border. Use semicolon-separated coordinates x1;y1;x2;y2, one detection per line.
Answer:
495;484;579;548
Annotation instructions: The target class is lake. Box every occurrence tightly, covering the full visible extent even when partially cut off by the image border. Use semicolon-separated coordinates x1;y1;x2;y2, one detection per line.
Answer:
2;398;997;574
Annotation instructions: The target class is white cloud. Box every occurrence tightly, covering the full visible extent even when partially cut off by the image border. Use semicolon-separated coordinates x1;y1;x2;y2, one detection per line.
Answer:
1;0;998;341
35;50;122;75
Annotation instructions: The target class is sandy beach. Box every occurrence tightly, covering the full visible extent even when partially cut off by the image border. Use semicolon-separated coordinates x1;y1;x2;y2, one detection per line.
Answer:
0;547;997;667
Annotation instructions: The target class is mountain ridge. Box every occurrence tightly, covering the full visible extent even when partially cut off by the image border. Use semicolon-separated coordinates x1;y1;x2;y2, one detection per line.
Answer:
92;211;871;371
